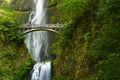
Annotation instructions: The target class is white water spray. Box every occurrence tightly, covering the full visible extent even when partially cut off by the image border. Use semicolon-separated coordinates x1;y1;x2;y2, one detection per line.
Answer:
25;0;51;80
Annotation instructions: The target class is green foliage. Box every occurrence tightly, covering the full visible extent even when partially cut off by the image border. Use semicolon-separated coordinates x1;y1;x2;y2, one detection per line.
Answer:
87;0;120;79
56;0;92;22
13;58;33;80
0;6;13;12
97;0;120;24
57;0;91;11
60;20;75;46
96;54;120;80
52;0;100;79
54;76;73;80
88;0;120;58
0;45;15;80
0;6;31;80
0;43;33;80
52;0;120;80
0;7;23;43
88;27;120;59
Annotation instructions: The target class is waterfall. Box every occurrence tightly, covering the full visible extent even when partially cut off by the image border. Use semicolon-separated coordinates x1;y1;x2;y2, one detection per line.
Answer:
25;0;51;80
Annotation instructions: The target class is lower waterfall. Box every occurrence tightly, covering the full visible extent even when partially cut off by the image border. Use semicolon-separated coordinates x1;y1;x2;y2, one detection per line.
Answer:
25;0;51;80
31;62;51;80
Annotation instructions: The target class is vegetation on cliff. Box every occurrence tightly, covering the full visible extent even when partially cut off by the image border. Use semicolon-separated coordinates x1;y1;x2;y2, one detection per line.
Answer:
0;2;33;80
50;0;120;80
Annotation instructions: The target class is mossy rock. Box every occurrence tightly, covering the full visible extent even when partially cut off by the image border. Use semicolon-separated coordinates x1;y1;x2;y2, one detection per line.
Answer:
11;0;33;11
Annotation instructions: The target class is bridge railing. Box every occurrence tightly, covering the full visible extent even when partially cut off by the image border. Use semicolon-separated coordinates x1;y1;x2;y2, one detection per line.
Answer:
20;23;64;29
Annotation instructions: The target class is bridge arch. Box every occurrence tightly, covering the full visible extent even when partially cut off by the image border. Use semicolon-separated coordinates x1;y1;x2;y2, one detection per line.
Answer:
22;28;62;35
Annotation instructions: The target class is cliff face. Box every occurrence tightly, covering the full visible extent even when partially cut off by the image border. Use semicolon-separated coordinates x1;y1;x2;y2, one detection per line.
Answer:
49;0;100;79
49;0;120;80
0;42;33;80
0;3;33;80
10;0;33;11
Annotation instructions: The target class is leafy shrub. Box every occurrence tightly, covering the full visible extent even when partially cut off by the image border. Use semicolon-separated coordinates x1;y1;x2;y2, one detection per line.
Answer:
87;0;120;79
0;8;23;43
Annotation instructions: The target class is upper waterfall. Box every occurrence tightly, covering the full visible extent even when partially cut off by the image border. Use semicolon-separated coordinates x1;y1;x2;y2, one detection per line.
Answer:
31;0;46;24
25;0;51;61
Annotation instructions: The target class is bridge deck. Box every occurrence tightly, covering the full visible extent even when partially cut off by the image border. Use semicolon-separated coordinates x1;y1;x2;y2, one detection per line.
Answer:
21;23;64;29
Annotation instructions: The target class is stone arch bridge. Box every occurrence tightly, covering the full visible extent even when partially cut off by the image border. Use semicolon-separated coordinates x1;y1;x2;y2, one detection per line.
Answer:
20;23;64;35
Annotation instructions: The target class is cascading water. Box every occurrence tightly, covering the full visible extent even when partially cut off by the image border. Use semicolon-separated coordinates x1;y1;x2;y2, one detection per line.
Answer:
25;0;51;80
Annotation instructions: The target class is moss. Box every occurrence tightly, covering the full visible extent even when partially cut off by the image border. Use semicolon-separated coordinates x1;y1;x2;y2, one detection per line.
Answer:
50;0;102;79
14;11;29;23
0;6;33;80
11;0;32;11
0;41;33;80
